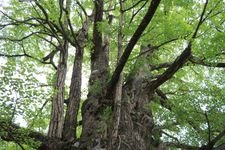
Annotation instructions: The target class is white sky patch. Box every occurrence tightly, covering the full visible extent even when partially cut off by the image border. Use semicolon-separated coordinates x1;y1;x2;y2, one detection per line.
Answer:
0;57;7;66
14;115;27;127
0;0;10;9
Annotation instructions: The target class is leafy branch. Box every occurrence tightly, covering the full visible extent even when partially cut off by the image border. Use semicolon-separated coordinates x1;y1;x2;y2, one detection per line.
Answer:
147;0;209;91
0;43;57;69
0;119;47;149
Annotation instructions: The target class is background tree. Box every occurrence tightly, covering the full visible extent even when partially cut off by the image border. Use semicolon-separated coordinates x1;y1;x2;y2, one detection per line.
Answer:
0;0;225;149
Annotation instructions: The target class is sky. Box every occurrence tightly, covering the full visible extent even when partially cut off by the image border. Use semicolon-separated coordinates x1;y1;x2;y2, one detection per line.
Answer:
0;0;9;9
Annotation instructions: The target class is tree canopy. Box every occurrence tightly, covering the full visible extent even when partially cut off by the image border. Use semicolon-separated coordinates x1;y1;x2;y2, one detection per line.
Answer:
0;0;225;149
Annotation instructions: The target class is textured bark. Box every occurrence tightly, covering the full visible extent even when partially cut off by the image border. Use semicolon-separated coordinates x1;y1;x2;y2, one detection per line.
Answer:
2;0;221;150
113;46;158;150
63;49;83;141
48;42;68;139
109;2;123;148
80;1;161;149
63;12;93;141
47;0;72;139
80;0;110;148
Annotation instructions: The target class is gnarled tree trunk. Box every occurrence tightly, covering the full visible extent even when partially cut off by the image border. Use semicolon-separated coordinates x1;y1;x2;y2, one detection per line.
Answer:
3;0;223;150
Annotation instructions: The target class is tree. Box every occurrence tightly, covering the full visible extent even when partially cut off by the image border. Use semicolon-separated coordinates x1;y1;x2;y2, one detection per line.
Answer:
0;0;225;149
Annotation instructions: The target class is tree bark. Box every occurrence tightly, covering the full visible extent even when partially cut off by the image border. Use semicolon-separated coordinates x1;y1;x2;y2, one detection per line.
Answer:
62;48;83;141
109;2;123;148
113;46;159;150
80;0;109;148
48;42;68;139
62;11;93;141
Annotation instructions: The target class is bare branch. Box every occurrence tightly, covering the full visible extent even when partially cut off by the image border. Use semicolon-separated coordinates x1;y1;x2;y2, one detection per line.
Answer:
0;44;57;70
76;0;88;17
202;0;222;21
34;34;58;48
204;112;211;143
149;55;225;72
162;131;179;143
129;0;148;24
130;37;180;61
0;10;45;29
29;99;50;128
214;143;225;150
0;53;26;57
42;50;59;62
33;1;62;43
0;31;43;42
122;0;146;12
192;0;209;38
190;55;225;68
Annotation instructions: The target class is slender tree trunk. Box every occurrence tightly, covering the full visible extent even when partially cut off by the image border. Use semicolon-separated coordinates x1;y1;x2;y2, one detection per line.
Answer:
48;0;71;140
48;42;68;139
63;10;93;142
63;48;83;141
109;1;123;148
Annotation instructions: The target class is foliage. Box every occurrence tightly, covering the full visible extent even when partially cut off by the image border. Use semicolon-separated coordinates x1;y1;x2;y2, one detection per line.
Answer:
0;0;225;149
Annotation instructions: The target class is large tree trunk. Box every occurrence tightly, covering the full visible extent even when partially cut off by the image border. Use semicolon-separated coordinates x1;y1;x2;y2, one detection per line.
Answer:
110;46;160;150
80;0;109;148
2;0;220;149
78;0;162;149
80;45;161;150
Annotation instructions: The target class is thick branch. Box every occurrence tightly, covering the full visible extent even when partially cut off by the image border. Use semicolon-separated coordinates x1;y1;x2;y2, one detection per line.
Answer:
62;8;93;141
0;120;47;148
106;0;161;98
202;129;225;150
155;89;172;110
110;0;124;143
149;44;192;90
204;112;211;143
164;142;199;150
